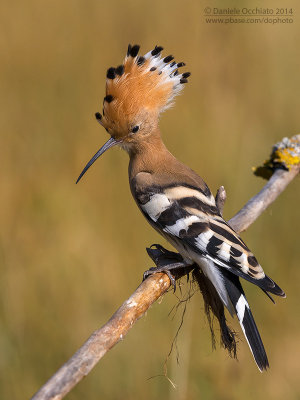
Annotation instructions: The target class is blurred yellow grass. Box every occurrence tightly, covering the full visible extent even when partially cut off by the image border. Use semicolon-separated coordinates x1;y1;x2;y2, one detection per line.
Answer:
1;0;300;399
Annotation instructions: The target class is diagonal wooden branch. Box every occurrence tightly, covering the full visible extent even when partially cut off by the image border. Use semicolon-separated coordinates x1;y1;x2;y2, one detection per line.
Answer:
229;165;300;232
31;272;171;400
31;158;300;400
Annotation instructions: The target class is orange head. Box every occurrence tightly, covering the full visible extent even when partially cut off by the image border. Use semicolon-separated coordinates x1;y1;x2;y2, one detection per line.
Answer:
77;44;190;183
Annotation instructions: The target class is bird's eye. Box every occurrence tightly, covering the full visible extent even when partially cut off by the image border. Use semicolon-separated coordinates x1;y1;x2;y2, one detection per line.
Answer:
132;125;140;133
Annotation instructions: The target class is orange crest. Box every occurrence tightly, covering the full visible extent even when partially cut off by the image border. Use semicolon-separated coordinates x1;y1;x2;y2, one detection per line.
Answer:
96;44;190;134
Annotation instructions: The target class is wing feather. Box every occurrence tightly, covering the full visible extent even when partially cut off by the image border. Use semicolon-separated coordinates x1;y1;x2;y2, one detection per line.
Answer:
138;183;285;297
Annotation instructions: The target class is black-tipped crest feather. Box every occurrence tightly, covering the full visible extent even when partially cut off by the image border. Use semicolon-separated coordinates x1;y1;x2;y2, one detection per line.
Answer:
106;67;116;79
129;44;140;57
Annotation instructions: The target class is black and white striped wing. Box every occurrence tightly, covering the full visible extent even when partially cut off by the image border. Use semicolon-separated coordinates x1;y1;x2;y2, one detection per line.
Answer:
138;183;285;297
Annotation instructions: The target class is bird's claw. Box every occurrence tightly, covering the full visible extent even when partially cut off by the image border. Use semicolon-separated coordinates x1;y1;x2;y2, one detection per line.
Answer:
143;244;192;292
143;265;177;292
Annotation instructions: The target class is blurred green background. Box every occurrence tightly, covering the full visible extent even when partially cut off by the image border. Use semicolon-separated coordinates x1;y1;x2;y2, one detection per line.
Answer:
1;0;300;399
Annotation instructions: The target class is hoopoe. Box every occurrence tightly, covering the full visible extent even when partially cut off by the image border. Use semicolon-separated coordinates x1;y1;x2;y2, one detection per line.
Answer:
77;44;285;371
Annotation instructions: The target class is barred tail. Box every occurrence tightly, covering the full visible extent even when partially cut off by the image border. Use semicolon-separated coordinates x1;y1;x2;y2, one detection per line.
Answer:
222;271;269;371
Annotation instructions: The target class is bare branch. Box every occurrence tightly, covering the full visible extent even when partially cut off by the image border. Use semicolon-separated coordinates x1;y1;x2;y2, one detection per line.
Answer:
31;273;170;400
229;133;300;232
215;185;226;216
31;136;300;400
229;165;300;232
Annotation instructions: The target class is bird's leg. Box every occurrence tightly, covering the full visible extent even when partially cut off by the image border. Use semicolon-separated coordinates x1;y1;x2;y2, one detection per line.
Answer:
144;244;195;291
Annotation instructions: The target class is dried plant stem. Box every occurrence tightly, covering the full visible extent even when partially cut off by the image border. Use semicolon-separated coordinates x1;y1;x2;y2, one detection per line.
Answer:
31;165;299;400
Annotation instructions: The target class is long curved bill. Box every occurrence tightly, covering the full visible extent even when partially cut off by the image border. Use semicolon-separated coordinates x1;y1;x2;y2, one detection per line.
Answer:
76;137;118;184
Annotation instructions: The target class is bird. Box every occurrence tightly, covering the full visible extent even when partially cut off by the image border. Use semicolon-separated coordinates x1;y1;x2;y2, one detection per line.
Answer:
76;44;285;371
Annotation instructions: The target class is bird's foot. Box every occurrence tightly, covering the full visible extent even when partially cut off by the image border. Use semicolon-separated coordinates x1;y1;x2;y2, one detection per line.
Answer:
144;244;194;292
143;266;178;291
